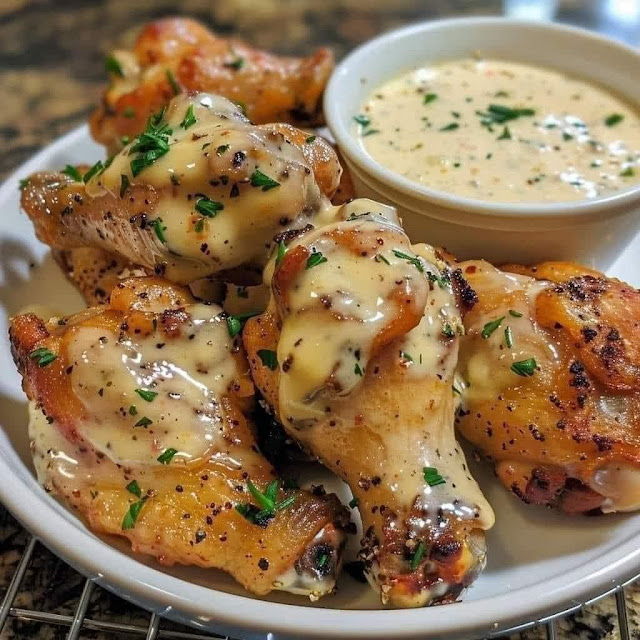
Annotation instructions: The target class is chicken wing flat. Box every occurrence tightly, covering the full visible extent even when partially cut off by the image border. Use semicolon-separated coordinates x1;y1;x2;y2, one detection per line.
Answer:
455;260;640;514
243;200;494;607
10;276;348;598
21;94;342;285
90;17;333;152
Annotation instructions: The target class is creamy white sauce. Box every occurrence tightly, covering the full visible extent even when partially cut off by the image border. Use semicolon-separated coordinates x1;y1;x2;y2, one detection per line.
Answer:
358;58;640;202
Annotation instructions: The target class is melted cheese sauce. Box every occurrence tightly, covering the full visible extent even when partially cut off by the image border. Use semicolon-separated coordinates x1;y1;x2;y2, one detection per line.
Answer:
66;304;238;465
358;58;640;202
87;93;336;282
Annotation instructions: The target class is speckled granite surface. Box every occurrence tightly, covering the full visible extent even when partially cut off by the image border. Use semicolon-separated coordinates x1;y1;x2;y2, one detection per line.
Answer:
1;1;640;639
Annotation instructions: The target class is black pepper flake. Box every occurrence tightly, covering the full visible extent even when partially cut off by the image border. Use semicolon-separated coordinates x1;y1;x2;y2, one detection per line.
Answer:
258;557;269;571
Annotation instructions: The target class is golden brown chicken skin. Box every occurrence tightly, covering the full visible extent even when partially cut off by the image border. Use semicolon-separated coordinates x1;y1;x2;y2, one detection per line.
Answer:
244;202;494;608
10;277;348;598
90;17;333;152
455;260;640;515
22;94;342;285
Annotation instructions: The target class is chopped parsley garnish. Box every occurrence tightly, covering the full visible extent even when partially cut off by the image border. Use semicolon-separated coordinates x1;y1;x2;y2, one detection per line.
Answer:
427;271;451;290
235;478;296;527
216;144;230;155
121;497;147;530
83;161;104;183
63;165;83;181
126;480;142;498
442;323;455;338
440;122;459;131
195;196;224;218
119;174;130;198
509;309;523;318
120;136;130;146
135;388;158;402
353;114;371;127
620;166;635;177
410;540;426;570
494;90;509;98
400;351;413;363
423;93;438;105
511;358;537;377
130;147;168;177
194;218;205;233
129;405;137;416
392;249;423;272
19;178;30;191
354;363;364;376
134;416;152;427
250;169;280;191
226;311;260;338
257;349;278;370
362;128;380;137
227;57;245;70
348;496;359;509
562;132;574;141
129;110;172;176
316;553;329;569
481;316;505;339
180;104;197;129
275;240;287;266
104;54;124;77
375;254;390;265
148;218;167;244
497;126;512;140
157;448;178;464
504;326;513;348
29;347;57;367
604;113;624;127
423;466;445;487
165;69;180;95
305;135;316;144
306;251;327;270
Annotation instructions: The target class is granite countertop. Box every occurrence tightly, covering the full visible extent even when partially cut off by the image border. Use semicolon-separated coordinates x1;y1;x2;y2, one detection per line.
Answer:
1;1;639;639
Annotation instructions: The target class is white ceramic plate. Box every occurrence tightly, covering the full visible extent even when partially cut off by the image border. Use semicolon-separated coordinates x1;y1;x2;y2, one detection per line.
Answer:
0;125;639;640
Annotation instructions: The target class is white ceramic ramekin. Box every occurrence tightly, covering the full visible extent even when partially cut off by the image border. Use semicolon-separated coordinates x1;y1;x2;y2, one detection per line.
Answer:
324;18;640;269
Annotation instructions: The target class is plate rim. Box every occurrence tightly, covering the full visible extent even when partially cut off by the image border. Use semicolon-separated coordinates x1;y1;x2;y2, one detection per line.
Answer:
1;124;640;640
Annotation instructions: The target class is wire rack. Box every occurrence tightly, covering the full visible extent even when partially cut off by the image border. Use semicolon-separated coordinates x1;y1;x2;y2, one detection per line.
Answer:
0;506;635;640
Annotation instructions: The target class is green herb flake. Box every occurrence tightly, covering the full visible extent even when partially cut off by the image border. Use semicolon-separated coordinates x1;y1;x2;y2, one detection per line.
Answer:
400;351;413;363
123;107;136;119
604;113;624;127
126;480;142;498
362;128;380;137
83;161;104;183
157;448;178;464
504;326;514;348
410;540;426;570
391;249;423;273
375;254;390;265
353;114;371;127
236;478;296;527
216;144;230;155
134;416;153;427
149;218;167;244
562;132;574;141
119;174;130;198
306;251;327;270
442;323;455;338
121;498;147;530
250;169;280;191
354;363;364;377
226;311;260;338
275;240;288;266
257;349;278;371
63;165;83;181
620;166;635;177
165;69;180;95
195;196;224;218
180;104;197;129
227;57;245;70
497;126;512;140
130;148;169;176
120;136;130;146
305;135;316;144
348;496;359;509
104;54;124;77
511;357;537;377
135;388;158;402
129;405;137;416
440;122;459;131
29;347;58;367
423;466;446;487
423;93;438;105
19;178;30;191
509;309;523;318
316;553;329;569
481;316;505;339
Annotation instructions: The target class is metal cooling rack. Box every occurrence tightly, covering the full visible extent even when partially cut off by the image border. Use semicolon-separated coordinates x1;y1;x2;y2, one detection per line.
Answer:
0;509;634;640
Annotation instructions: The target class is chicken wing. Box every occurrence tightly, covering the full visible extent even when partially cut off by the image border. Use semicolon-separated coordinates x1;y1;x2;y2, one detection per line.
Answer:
10;276;348;598
90;17;333;153
243;201;494;607
22;94;342;285
455;260;640;514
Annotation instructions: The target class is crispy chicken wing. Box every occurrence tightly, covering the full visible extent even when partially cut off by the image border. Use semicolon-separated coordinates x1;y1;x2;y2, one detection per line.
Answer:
22;94;342;285
243;201;494;607
455;260;640;514
90;17;333;152
10;277;348;597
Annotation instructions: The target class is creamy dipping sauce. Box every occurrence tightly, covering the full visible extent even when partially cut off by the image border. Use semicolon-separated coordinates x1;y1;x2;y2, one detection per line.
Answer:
358;58;640;202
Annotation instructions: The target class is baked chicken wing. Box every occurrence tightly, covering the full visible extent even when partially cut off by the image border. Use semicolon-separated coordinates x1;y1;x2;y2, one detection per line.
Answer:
21;93;342;285
10;276;348;598
243;201;494;607
90;17;333;153
455;260;640;514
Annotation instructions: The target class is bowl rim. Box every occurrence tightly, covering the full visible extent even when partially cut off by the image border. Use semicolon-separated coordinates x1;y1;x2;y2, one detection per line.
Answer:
324;16;640;219
2;127;640;640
